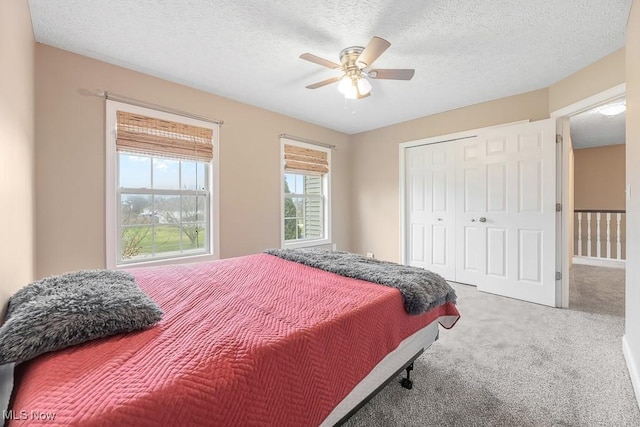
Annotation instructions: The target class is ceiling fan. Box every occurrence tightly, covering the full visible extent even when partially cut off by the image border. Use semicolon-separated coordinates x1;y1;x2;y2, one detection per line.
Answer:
300;36;415;99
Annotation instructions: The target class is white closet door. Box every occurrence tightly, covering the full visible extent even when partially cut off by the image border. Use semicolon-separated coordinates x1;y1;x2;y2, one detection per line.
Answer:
406;143;456;280
477;119;557;306
454;119;556;306
454;136;487;286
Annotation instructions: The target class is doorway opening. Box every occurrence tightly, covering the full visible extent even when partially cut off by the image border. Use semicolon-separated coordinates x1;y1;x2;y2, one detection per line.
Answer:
569;97;626;317
553;84;626;313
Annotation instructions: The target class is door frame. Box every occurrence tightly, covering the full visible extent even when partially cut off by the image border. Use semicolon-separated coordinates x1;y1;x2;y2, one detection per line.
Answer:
550;83;626;308
399;120;528;267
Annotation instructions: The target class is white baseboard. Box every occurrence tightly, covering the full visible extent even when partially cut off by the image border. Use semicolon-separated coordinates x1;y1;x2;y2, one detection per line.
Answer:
573;256;625;269
623;335;640;411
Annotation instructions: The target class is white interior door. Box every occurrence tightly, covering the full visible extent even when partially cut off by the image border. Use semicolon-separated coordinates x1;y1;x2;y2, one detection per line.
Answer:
468;119;557;306
406;143;456;280
455;136;487;286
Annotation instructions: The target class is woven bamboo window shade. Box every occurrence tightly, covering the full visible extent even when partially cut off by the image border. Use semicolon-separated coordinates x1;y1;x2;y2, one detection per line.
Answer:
116;111;213;162
284;144;329;174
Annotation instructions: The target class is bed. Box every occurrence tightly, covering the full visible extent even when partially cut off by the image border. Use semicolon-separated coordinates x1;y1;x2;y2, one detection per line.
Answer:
3;251;459;426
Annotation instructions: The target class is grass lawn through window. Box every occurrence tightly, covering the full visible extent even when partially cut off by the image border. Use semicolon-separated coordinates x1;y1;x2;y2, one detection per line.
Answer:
122;224;205;260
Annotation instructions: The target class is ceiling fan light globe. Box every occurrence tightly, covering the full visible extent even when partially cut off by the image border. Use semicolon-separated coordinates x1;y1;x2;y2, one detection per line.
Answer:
337;75;352;95
345;82;358;99
357;77;372;95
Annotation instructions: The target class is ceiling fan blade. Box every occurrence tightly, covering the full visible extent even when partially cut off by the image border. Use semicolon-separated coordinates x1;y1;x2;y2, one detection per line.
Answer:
305;76;341;89
368;69;415;80
300;53;341;70
356;36;391;68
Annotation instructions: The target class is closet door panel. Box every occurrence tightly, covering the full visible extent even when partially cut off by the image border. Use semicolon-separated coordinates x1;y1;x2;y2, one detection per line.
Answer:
406;145;429;269
406;143;456;280
455;137;486;285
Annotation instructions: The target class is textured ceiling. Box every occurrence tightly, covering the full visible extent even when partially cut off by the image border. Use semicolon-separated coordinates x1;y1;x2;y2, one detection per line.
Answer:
571;99;626;149
28;0;632;134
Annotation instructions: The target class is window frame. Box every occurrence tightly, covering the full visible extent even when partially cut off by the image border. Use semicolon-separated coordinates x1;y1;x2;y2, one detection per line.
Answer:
106;100;220;268
280;138;331;249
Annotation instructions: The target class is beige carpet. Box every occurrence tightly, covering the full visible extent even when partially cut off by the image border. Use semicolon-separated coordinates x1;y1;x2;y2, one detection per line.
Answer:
570;263;625;317
344;277;639;426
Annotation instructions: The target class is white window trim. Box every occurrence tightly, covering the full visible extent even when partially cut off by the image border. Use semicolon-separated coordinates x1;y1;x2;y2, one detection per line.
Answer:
106;100;220;269
280;137;331;249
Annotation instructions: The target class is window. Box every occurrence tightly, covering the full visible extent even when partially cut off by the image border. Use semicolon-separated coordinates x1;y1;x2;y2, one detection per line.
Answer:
281;139;331;248
106;101;219;267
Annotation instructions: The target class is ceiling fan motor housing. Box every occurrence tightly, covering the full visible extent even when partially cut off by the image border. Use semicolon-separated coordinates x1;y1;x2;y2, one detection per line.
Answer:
340;46;366;70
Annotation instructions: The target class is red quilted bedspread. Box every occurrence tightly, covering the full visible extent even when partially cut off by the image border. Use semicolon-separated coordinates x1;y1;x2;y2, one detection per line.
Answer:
9;254;459;426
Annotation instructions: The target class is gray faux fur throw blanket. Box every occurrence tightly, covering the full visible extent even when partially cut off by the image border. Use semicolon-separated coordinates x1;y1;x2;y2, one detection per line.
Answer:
265;249;456;315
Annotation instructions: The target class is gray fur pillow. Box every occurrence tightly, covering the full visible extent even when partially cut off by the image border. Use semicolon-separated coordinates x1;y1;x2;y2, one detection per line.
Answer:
0;270;163;365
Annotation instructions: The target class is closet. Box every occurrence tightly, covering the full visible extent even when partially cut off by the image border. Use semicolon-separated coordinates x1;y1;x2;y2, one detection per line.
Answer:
404;119;558;306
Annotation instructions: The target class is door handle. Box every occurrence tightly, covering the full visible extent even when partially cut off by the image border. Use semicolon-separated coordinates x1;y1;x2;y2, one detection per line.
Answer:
471;219;476;222
479;217;487;223
437;218;443;221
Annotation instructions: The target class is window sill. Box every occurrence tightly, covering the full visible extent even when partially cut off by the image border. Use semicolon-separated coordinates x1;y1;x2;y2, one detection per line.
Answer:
113;252;218;270
282;239;333;250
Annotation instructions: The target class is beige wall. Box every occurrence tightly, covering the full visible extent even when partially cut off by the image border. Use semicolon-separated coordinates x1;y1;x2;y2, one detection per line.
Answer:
625;0;640;409
549;49;626;113
574;145;626;210
0;0;35;296
350;89;549;262
35;45;352;278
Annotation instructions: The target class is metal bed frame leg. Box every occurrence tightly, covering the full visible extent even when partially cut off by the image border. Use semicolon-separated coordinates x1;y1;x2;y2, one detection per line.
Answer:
400;363;414;389
333;349;423;426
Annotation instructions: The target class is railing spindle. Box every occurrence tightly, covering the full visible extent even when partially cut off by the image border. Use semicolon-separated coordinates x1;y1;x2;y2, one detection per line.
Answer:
578;213;582;256
617;213;622;260
596;212;601;258
587;213;592;257
606;212;611;259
